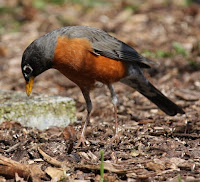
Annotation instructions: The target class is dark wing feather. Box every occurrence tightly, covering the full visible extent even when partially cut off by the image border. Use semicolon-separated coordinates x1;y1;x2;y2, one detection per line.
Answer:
59;26;155;68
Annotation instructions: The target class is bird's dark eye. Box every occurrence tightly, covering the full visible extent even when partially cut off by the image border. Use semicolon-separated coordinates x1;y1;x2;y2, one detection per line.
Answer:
23;65;33;75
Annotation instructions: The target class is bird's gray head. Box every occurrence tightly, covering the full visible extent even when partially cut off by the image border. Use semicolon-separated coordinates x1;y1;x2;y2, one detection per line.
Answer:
21;39;54;82
21;34;56;95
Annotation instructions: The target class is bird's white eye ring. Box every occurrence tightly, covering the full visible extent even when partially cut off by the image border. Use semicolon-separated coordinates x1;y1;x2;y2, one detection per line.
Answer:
23;65;33;75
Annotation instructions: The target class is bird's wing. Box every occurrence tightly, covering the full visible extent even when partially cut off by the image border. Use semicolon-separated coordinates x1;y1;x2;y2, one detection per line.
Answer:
61;26;155;68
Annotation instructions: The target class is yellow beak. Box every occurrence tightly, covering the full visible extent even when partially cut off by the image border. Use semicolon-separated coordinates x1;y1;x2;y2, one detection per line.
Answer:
26;76;34;96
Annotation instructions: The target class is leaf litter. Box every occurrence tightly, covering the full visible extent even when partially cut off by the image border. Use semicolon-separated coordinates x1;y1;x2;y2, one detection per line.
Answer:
0;0;200;181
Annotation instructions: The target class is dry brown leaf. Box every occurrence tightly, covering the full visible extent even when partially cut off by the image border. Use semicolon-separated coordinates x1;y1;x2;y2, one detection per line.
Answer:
130;149;140;157
0;121;22;129
146;162;165;172
45;167;66;181
63;126;77;141
0;46;8;57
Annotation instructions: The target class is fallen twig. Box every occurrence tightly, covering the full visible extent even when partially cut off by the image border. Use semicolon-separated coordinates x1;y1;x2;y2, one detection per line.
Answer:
5;141;27;153
38;147;63;168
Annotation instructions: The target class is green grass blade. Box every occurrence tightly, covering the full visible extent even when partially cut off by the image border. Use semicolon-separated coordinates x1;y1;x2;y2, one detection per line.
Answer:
100;149;104;182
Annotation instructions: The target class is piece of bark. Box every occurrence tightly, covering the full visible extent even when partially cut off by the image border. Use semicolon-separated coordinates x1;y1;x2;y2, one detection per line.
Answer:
0;154;45;181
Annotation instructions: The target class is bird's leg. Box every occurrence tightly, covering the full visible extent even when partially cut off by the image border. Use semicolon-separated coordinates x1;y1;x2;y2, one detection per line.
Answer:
75;89;92;148
107;84;119;143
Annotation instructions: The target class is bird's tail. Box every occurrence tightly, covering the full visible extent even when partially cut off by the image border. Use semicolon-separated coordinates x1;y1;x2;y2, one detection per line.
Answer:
120;69;185;116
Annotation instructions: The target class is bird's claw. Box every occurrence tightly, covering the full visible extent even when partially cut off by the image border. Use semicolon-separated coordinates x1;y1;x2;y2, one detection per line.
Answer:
74;135;89;148
107;134;120;144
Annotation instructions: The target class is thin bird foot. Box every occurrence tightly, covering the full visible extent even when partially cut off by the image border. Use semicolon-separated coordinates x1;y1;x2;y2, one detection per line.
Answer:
108;133;120;144
74;135;89;148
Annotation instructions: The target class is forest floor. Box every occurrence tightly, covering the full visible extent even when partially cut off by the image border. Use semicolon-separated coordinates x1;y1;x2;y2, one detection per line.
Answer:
0;0;200;181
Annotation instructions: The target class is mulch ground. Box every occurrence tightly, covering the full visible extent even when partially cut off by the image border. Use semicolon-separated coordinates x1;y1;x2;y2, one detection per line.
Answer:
0;0;199;181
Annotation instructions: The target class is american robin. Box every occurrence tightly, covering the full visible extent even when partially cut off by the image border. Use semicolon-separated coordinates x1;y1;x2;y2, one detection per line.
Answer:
21;26;185;147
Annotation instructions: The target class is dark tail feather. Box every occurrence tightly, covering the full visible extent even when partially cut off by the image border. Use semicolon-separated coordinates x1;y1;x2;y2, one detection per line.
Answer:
121;77;185;116
140;82;185;116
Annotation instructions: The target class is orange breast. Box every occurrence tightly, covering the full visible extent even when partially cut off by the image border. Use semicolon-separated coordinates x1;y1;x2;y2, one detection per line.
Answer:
53;36;128;89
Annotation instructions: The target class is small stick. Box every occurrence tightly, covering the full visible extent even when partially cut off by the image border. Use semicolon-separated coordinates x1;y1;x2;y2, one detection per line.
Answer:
37;147;63;168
